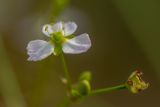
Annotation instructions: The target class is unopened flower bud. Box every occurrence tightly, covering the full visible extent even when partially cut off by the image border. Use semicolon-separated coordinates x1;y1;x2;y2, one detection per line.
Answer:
79;71;92;82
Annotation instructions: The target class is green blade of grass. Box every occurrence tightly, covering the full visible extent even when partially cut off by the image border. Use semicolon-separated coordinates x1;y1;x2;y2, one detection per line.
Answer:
0;35;27;107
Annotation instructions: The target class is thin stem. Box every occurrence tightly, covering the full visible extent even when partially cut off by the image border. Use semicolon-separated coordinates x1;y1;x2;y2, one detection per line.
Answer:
60;53;72;90
89;84;127;96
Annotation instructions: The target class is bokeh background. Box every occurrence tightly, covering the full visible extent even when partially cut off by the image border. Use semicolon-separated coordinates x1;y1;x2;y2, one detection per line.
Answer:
0;0;160;107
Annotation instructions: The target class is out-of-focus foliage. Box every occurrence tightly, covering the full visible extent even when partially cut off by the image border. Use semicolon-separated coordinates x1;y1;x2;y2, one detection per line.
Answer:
0;36;27;107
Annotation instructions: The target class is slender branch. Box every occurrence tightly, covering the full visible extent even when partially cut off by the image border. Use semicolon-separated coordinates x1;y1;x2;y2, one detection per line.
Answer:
60;53;72;90
89;84;127;96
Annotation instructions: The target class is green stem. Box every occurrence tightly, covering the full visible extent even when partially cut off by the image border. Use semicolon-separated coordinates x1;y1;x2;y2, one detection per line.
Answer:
60;53;72;90
89;84;127;96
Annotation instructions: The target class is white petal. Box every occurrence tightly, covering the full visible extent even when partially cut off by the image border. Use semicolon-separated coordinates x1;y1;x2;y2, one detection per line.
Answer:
62;33;91;54
42;22;63;36
27;40;54;61
42;24;53;37
64;22;77;36
52;21;63;33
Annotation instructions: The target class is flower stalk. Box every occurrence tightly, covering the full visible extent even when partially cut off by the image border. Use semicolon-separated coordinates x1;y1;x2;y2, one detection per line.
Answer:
60;53;72;91
89;84;127;96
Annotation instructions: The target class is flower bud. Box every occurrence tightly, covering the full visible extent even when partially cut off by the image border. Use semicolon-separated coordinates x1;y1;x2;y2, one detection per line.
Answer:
79;71;92;82
70;72;92;102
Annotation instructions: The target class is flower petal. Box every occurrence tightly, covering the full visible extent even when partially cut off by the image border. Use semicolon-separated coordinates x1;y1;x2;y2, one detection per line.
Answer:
64;22;77;36
62;33;91;54
42;24;53;37
27;40;54;61
42;22;63;36
52;21;63;33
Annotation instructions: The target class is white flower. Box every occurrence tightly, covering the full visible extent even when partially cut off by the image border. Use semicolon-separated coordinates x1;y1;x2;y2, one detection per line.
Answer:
27;21;91;61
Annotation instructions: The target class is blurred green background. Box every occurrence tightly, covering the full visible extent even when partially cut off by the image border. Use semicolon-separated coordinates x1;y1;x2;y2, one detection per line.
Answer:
0;0;160;107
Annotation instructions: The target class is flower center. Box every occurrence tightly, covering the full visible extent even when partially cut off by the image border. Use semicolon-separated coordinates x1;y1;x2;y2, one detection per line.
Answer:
50;32;66;45
49;32;66;55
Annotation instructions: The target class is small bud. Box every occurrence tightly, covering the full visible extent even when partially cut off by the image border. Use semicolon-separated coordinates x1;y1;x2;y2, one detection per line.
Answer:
78;80;91;96
70;80;91;102
70;89;82;101
126;70;149;94
79;71;92;82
